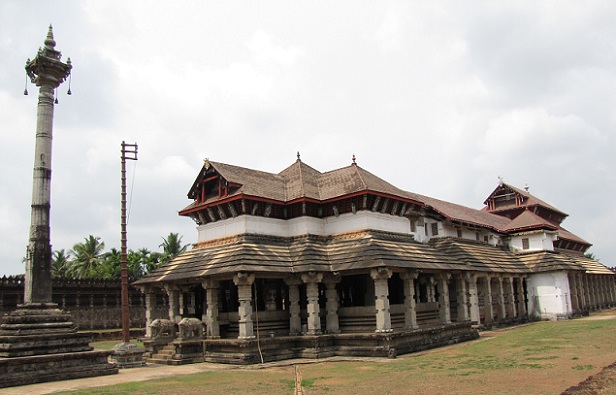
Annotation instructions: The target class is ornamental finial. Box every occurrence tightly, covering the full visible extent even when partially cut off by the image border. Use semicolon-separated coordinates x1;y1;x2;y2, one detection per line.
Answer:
44;25;56;50
352;154;356;165
297;151;301;161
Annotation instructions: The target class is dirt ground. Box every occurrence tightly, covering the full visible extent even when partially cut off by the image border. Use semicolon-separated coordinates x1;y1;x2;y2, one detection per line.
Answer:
561;361;616;395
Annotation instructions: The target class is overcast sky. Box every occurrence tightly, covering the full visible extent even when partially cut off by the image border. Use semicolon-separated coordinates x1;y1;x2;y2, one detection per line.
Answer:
1;1;615;276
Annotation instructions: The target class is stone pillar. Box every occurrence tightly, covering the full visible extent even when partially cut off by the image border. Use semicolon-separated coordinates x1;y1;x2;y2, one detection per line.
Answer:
427;277;436;303
456;273;469;322
483;277;494;324
371;268;393;333
578;273;587;311
466;273;480;324
401;271;419;329
143;287;157;338
233;273;255;339
301;272;323;335
608;276;616;306
506;277;517;318
516;277;527;317
201;279;220;338
323;274;341;334
588;276;596;309
178;291;185;317
569;273;580;313
284;276;302;335
495;276;506;321
164;285;180;322
437;274;451;324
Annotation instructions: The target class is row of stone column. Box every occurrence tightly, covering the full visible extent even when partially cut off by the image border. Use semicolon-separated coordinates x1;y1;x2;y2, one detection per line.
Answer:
142;270;530;339
569;273;616;313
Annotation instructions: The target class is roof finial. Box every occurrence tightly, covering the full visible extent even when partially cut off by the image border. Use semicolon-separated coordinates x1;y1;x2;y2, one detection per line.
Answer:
524;183;529;192
352;154;356;165
297;151;301;161
498;176;504;186
44;24;56;50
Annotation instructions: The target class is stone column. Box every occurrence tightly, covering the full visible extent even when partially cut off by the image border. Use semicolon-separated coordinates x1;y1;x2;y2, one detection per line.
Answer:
466;273;480;324
302;272;323;335
608;276;616;306
495;276;506;321
164;285;180;322
506;277;517;318
201;279;220;338
483;277;494;324
578;273;587;311
401;271;419;329
456;273;469;322
427;277;436;303
233;273;256;339
588;276;596;310
438;274;451;324
143;287;157;338
569;273;580;313
323;274;341;334
371;268;393;333
516;277;527;317
178;291;185;317
284;276;302;335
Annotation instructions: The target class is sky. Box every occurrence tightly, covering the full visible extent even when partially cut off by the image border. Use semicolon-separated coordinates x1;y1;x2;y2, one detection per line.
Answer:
1;1;615;276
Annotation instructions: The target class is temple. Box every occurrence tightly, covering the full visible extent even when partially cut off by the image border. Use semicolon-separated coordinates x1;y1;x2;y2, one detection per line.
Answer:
134;157;615;364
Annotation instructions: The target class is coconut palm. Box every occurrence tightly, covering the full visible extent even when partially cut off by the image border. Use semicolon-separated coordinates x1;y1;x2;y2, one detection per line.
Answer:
70;235;105;279
159;233;188;265
51;249;71;278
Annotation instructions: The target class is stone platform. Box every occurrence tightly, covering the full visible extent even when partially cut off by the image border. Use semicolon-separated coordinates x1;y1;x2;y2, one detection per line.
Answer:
0;303;118;388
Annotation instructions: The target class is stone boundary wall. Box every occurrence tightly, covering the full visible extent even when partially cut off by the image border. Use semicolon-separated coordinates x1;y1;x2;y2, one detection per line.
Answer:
0;275;167;330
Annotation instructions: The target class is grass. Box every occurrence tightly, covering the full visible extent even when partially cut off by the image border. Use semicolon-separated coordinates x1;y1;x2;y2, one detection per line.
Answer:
72;313;616;395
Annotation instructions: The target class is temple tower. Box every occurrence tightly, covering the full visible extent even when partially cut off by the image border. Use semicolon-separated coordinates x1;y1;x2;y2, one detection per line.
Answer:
24;25;72;304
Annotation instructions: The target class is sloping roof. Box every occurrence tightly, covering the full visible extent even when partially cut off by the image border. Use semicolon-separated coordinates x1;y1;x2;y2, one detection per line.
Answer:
412;193;512;231
483;183;568;217
517;250;613;275
430;237;528;274
556;227;591;246
504;209;559;232
133;230;472;286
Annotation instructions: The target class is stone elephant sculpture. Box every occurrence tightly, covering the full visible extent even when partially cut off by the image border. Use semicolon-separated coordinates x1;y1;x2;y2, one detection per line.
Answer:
149;318;176;339
178;317;204;339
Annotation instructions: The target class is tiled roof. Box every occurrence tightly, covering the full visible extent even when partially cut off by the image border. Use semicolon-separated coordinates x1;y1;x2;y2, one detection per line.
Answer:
517;250;613;275
133;230;470;285
483;183;568;217
430;238;528;274
556;227;591;246
504;209;559;232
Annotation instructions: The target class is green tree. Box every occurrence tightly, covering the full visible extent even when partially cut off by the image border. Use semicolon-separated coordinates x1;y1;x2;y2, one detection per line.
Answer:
70;235;105;279
96;248;122;280
51;249;71;278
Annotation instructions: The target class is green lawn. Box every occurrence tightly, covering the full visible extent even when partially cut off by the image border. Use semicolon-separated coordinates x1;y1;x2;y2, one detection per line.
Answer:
72;314;616;395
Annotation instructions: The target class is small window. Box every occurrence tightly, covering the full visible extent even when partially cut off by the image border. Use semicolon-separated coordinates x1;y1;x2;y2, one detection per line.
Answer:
475;232;480;241
456;228;463;238
484;236;489;243
431;222;439;236
410;220;416;233
424;223;429;236
522;238;530;250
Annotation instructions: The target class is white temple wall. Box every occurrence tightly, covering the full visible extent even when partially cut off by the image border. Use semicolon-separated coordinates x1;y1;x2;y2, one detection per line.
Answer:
526;271;573;320
197;211;412;242
510;232;556;252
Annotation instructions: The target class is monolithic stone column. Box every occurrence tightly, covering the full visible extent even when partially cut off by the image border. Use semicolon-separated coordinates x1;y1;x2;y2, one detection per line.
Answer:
483;277;494;323
23;26;72;305
201;279;220;338
456;273;469;322
233;273;255;339
178;291;185;317
143;287;157;338
401;271;419;329
302;272;323;335
506;277;517;318
466;273;480;324
437;274;451;324
323;274;341;334
284;276;302;335
588;276;597;310
516;277;527;317
427;277;436;303
569;273;580;313
164;285;180;322
371;268;393;333
578;273;587;311
495;277;506;321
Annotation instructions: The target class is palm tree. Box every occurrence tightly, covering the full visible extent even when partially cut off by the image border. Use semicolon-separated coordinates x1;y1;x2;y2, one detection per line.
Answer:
52;249;71;278
70;235;105;279
159;233;188;265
